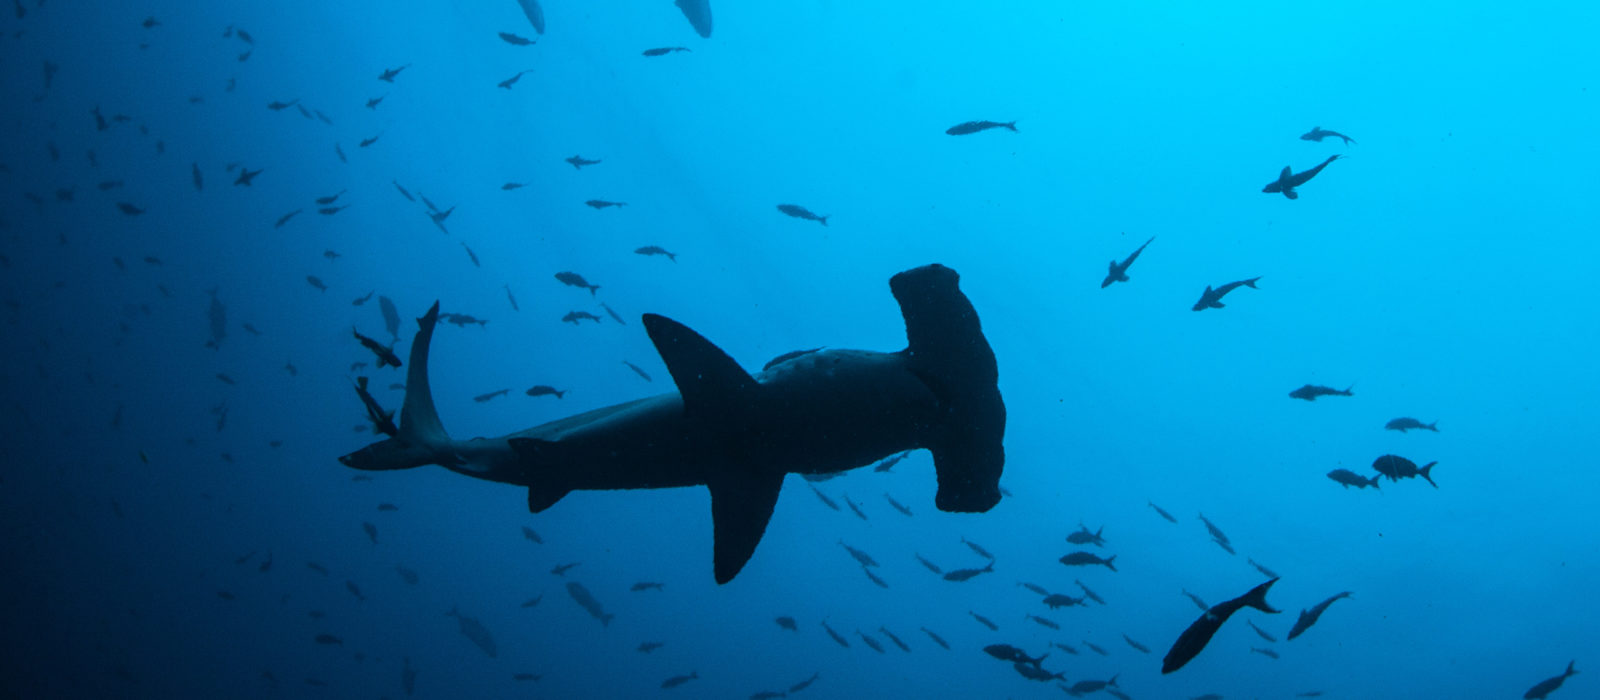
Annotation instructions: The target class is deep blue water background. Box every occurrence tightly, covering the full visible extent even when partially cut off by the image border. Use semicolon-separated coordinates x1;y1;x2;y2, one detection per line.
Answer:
2;1;1597;698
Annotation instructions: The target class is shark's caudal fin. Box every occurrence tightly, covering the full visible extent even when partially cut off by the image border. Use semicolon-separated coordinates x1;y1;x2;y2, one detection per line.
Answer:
641;313;782;585
1238;578;1281;614
889;264;1005;513
339;302;453;471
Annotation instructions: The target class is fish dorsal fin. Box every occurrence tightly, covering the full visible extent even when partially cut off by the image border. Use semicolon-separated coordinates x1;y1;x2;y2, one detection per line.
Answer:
1280;166;1293;179
642;314;757;418
708;469;785;583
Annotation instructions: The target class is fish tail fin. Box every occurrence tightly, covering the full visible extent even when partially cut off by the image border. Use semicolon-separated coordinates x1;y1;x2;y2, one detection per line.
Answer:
1240;578;1281;613
1108;674;1119;686
1369;475;1382;489
1005;121;1018;131
1419;461;1439;488
1567;660;1578;676
1243;277;1262;289
590;286;599;296
1428;421;1439;431
1104;555;1117;572
602;613;614;627
819;215;829;226
339;302;453;471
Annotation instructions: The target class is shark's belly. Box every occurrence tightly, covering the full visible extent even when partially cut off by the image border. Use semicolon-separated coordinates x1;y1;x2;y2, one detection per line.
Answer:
748;350;936;474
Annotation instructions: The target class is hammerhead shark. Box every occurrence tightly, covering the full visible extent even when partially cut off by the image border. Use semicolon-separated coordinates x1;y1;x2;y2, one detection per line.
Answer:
339;264;1006;583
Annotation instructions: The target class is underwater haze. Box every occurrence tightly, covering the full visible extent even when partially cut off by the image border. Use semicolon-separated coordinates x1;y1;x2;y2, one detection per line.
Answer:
2;0;1597;698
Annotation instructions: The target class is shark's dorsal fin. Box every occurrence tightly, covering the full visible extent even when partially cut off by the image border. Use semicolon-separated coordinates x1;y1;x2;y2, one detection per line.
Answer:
642;314;757;418
708;469;786;584
1280;166;1293;179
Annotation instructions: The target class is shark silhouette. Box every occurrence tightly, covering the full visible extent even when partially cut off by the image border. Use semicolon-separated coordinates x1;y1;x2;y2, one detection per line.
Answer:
339;264;1006;583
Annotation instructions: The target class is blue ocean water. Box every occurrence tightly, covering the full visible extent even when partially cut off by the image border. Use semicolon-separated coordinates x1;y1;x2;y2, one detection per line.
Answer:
2;0;1597;697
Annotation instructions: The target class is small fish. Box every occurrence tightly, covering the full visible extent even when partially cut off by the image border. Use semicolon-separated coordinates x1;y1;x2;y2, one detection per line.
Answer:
315;190;346;205
440;312;488;327
878;627;909;652
820;620;849;647
353;329;401;368
1150;501;1178;523
1252;646;1280;659
1249;558;1280;579
1076;579;1106;605
1247;619;1277;643
1371;454;1439;487
883;493;913;517
550;562;580;576
275;209;301;228
961;537;994;560
809;484;840;511
1082;640;1110;656
359;133;382;148
346;580;365;600
498;69;533;89
502;182;524;190
968;611;998;631
634;245;677;261
1300;126;1356;146
1052;641;1080;656
324;250;341;261
842;494;868;520
622;361;652;381
1102;235;1154;288
1059;551;1116;571
775;616;798;631
1385;417;1439;433
392;181;414;201
362;522;378;544
116;202;145;216
319;205;349;216
520;595;542;608
216;373;236;385
1198;513;1231;544
499;32;536;46
1066;524;1107;547
857;630;885;653
395;565;419;585
1192;277;1262;311
1019;581;1051;596
600;302;626;325
1123;634;1150;653
585;199;626;209
661;671;698;689
922;627;950;650
505;285;520;311
839;541;879;568
1262;155;1341;200
637;641;664;653
1524;661;1578;699
566;155;601;169
474;389;510;403
1183;589;1210;611
1042;593;1083;609
460;242;480;267
314;634;342;645
447;607;499;657
512;673;540;682
642;47;691;56
191;163;204;190
216;590;235;600
306;276;328;292
234;167;263;186
1289;383;1353;401
267;99;300;111
378;64;410;82
335;143;347;163
554;271;601;295
945;120;1017;135
524;385;567;399
1287;591;1352;640
630;581;664;592
1027;614;1060;630
776;203;828;226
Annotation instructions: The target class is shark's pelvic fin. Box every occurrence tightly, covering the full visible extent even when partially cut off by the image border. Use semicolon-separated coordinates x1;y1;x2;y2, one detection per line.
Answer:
708;469;786;584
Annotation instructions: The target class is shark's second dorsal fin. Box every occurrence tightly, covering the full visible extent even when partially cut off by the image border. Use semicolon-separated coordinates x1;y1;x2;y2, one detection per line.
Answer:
708;469;786;584
642;314;757;418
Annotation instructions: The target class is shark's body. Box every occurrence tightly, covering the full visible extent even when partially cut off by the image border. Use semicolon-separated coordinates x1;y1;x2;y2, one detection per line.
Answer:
1262;154;1341;199
339;264;1005;583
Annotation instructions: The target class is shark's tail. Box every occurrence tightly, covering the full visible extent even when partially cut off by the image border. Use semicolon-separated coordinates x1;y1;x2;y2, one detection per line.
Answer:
339;302;454;471
1238;578;1281;614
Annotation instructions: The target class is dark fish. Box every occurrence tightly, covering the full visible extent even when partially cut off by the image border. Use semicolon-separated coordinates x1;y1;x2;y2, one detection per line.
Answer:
358;132;383;148
945;120;1017;135
1327;468;1381;489
637;641;663;652
1372;454;1439;487
943;560;994;582
346;580;365;599
843;493;868;520
520;595;542;608
1183;589;1210;611
821;621;849;647
1385;417;1439;433
661;671;698;689
460;242;480;267
315;190;346;205
274;209;301;228
922;627;950;650
524;385;567;399
319;205;349;216
566;155;602;169
961;537;994;560
335;143;346;163
630;581;664;592
1263;155;1341;199
393;181;415;201
1149;501;1178;522
1124;634;1150;653
1102;236;1154;288
512;673;541;682
563;310;602;325
1198;513;1231;544
809;484;840;511
1247;619;1277;643
1301;126;1356;146
879;627;909;652
857;630;885;653
1162;578;1280;673
217;590;235;600
675;0;712;37
622;360;652;381
395;565;419;585
1076;580;1106;605
474;389;510;403
353;329;401;368
234;167;263;186
839;541;878;568
1289;383;1353;401
585;199;626;209
314;109;333;125
1524;661;1578;699
1213;537;1237;555
600;302;626;325
1192;277;1262;311
860;568;888;589
776;203;828;226
635;245;677;261
117;202;145;216
258;553;274;572
883;493;913;516
1051;641;1080;656
191;163;204;190
446;607;498;657
1064;676;1120;696
499;32;535;46
498;70;533;89
969;611;998;631
351;376;399;437
1012;661;1065;682
1287;591;1352;640
1027;614;1060;630
566;581;612;625
643;47;691;56
1083;640;1110;656
378;64;410;82
324;250;341;261
267;99;299;111
1042;593;1083;609
1019;581;1051;596
502;182;524;190
554;271;601;295
362;521;378;544
775;616;797;631
1059;551;1116;571
984;644;1044;667
440;312;487;327
306;276;328;292
1066;524;1106;546
551;562;580;576
314;634;342;645
505;285;520;311
1252;646;1280;659
216;373;236;385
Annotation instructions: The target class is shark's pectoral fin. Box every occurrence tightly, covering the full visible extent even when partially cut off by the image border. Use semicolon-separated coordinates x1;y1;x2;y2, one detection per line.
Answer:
708;469;785;584
642;314;758;419
508;438;573;512
1283;189;1299;200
